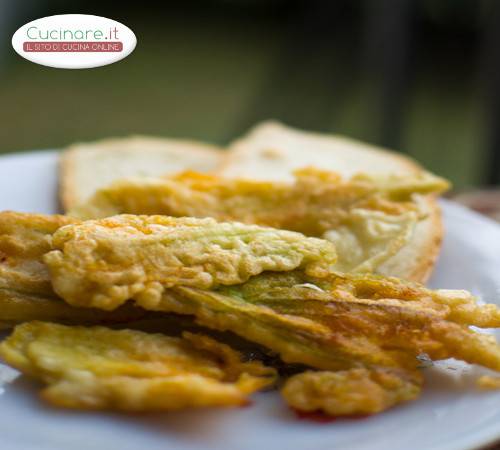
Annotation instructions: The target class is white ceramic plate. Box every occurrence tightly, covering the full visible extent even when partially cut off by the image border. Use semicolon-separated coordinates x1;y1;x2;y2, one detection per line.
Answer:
1;150;500;450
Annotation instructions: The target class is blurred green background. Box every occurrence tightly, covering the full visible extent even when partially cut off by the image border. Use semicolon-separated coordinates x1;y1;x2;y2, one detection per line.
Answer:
0;0;499;188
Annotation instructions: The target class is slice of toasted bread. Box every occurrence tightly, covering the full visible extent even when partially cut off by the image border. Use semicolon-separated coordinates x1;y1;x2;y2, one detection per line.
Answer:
60;136;223;211
219;121;444;283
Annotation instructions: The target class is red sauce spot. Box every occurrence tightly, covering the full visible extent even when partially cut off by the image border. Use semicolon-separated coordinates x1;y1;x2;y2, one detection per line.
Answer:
293;409;370;423
238;399;253;408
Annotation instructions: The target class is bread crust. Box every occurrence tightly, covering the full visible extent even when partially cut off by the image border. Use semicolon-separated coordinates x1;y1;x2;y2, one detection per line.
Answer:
377;196;443;283
59;146;78;212
412;198;444;283
59;136;223;212
218;121;424;179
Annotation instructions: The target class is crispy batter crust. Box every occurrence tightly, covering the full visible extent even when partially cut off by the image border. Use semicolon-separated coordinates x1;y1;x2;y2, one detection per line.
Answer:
70;169;447;278
45;214;337;310
0;322;276;411
0;211;77;295
282;368;422;416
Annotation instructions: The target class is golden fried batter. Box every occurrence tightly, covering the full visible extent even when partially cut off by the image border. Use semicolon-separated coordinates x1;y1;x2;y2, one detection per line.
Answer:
3;210;500;416
3;167;444;289
70;169;448;231
0;211;77;296
0;212;151;327
152;276;500;374
70;169;447;273
36;211;500;415
0;322;276;411
146;273;500;414
44;215;337;310
282;368;422;416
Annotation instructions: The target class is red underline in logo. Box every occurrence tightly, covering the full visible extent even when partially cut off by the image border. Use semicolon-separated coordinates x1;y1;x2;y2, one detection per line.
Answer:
23;41;123;52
